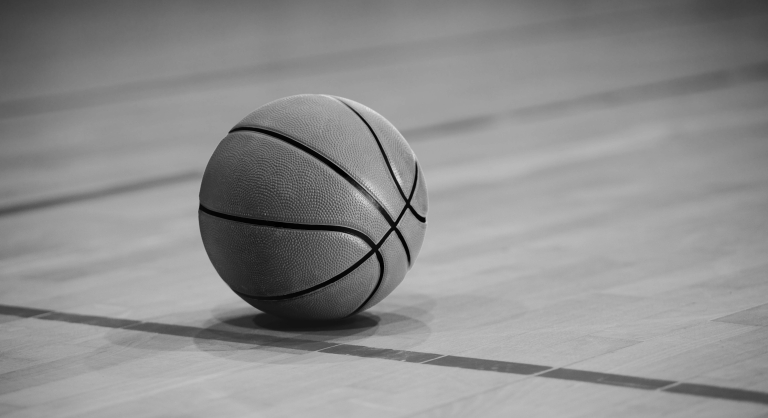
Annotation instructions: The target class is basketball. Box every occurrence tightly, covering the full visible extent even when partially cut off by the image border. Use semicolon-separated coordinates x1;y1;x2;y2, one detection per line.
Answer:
198;94;428;320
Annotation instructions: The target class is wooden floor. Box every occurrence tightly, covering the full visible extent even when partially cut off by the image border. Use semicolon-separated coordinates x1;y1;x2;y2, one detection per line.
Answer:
2;0;768;416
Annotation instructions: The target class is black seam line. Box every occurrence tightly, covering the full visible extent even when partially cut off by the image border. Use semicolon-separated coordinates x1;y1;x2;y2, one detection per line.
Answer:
352;205;409;312
403;162;425;224
229;126;397;228
330;95;427;225
234;193;412;304
352;250;386;314
406;165;426;223
198;204;375;248
3;303;768;406
409;206;426;223
234;211;409;303
400;161;422;266
392;229;411;266
199;203;382;302
200;157;419;304
351;169;418;312
328;95;409;202
233;249;381;302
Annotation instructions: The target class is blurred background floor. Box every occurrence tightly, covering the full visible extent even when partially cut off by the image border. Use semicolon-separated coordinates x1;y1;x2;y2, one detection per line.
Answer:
1;1;768;416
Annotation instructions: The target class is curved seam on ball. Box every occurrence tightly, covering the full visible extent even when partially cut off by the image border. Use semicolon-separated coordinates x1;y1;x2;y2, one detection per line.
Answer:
392;228;411;266
408;207;426;223
200;204;382;303
395;164;422;267
329;97;419;265
407;162;427;223
326;95;409;202
228;215;406;303
408;163;427;223
229;126;398;228
222;206;412;303
218;127;425;309
350;166;421;313
329;96;426;224
352;250;385;315
231;250;381;302
198;204;376;248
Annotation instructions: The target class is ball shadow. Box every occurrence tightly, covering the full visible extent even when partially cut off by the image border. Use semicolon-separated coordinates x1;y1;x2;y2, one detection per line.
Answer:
191;293;435;363
89;292;436;371
237;311;380;334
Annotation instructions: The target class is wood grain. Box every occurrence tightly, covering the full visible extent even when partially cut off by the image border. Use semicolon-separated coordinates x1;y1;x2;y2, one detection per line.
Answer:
1;0;767;416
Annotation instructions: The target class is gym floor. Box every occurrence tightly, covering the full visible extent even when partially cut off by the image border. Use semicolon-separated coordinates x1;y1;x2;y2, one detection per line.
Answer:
1;1;768;416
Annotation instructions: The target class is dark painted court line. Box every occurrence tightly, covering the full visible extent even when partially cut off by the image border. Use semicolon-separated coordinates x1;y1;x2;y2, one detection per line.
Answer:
2;303;767;405
2;62;767;219
539;368;674;390
320;344;443;363
0;305;50;318
39;311;141;329
1;4;763;119
664;383;768;405
0;171;202;218
401;61;768;139
424;355;550;375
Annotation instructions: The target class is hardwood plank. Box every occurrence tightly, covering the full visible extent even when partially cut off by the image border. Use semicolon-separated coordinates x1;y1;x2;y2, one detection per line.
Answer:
1;11;767;208
2;1;768;416
4;309;768;416
2;0;751;115
409;377;768;417
716;303;768;327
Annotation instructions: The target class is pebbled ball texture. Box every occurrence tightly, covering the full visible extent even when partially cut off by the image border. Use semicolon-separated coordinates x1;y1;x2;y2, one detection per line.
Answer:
199;94;428;320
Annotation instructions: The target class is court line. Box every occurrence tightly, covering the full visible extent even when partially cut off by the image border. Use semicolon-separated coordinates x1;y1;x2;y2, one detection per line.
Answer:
401;61;768;139
1;303;767;405
0;171;202;217
1;61;767;219
1;3;763;119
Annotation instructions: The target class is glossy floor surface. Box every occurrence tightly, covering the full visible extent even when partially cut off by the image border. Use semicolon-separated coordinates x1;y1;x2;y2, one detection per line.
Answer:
1;1;768;416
